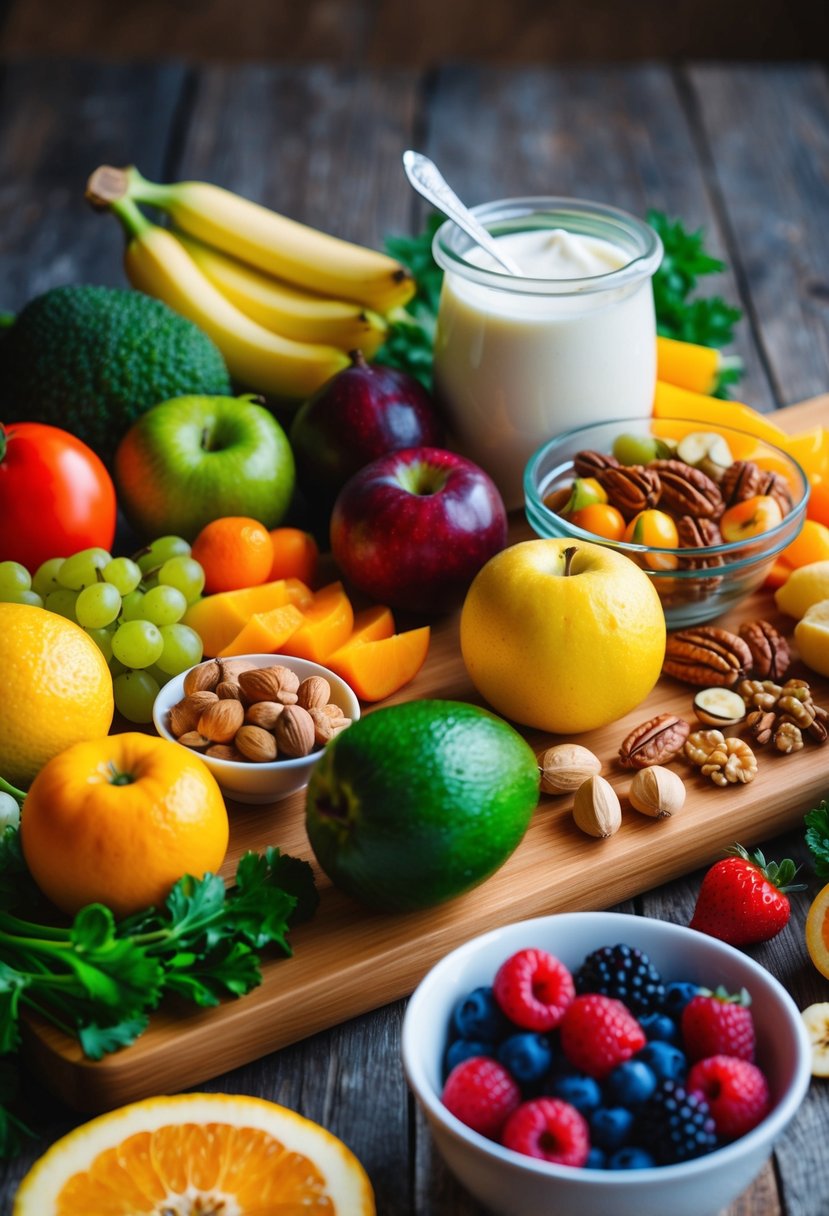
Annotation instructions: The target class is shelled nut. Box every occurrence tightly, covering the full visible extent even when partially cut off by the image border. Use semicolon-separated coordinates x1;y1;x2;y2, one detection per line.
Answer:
628;766;686;818
572;775;622;839
538;744;602;794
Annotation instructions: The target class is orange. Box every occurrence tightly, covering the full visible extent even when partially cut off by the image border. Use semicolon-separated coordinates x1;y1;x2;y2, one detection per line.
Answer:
808;481;829;529
268;525;319;585
13;1092;376;1215
0;603;113;789
191;516;274;594
806;882;829;980
20;732;228;917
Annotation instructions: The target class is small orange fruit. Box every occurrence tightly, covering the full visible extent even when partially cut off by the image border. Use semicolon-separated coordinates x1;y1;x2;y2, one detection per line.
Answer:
191;516;274;594
268;525;320;585
623;509;679;570
13;1092;376;1215
20;732;229;917
568;503;626;541
720;494;784;542
806;882;829;980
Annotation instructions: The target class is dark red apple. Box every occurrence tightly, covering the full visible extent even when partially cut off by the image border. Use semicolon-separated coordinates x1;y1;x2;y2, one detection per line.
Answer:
330;447;508;614
289;352;444;504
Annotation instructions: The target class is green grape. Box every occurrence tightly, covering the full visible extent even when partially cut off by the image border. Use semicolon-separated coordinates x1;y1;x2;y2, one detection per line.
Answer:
158;555;205;603
108;657;128;678
0;587;43;607
32;557;66;598
103;556;142;595
85;626;115;662
120;590;146;622
611;433;659;466
141;584;188;627
58;547;111;590
113;670;160;724
111;619;164;669
45;588;79;620
76;582;122;629
134;536;191;575
156;623;203;675
0;561;32;593
145;663;172;689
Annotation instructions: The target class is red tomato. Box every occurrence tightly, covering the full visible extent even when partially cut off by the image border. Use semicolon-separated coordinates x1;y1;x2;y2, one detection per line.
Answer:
0;422;117;572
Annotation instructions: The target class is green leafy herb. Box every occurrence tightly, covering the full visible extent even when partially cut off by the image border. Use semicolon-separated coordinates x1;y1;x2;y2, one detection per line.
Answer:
0;832;317;1155
805;800;829;878
375;209;743;395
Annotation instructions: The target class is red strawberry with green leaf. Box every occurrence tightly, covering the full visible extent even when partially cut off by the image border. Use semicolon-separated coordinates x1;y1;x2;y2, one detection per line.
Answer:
689;843;805;946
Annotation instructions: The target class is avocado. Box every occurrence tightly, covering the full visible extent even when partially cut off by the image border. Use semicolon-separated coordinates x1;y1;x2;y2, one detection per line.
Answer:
0;285;231;464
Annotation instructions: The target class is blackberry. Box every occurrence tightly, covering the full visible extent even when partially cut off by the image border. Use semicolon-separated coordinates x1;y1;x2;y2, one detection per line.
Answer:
574;943;666;1016
636;1078;718;1164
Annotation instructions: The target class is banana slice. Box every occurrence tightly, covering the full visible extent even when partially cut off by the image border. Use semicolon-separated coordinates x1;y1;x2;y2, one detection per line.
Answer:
693;687;747;726
676;431;734;481
801;1003;829;1076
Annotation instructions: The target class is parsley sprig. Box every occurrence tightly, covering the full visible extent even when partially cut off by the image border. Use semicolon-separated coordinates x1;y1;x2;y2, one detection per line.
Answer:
805;800;829;877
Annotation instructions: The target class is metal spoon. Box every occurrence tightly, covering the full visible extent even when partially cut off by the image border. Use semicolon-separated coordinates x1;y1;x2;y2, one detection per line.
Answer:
402;150;522;275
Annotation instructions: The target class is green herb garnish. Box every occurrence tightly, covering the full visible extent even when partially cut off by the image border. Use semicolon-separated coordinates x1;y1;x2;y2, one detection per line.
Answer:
805;800;829;878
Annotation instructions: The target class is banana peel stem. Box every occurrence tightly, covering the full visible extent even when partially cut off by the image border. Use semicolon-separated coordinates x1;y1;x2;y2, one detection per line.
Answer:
109;196;155;241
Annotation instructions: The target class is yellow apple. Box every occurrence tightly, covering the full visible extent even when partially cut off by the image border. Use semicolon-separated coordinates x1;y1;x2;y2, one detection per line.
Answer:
460;538;666;733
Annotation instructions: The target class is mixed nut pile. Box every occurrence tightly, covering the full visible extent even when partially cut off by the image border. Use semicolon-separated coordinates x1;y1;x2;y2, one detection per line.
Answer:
166;658;352;762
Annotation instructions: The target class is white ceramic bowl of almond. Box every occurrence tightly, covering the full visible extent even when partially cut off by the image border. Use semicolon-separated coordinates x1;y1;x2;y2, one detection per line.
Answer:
152;654;361;804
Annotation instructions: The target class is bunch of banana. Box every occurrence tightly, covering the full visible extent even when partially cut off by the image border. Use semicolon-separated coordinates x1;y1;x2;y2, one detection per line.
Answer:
86;165;416;402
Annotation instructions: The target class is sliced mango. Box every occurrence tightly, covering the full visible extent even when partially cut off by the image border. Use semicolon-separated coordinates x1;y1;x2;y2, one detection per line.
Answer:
332;605;396;650
280;581;354;663
327;626;431;702
778;520;829;570
653;381;790;445
780;426;829;482
183;577;313;656
216;602;306;657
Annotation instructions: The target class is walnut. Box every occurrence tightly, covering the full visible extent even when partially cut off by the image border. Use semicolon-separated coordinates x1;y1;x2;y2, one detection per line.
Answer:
684;730;758;786
738;678;783;711
774;720;804;754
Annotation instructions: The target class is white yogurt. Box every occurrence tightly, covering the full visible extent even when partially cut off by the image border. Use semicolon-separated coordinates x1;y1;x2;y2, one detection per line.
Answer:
432;199;663;509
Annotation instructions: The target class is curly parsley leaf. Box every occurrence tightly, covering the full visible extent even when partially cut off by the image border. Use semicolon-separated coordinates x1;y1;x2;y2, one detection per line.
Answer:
805;801;829;878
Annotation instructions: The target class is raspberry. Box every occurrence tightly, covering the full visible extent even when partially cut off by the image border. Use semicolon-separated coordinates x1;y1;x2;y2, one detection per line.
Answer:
441;1056;521;1139
681;990;755;1062
687;1055;771;1139
559;993;647;1079
501;1098;590;1166
493;948;575;1031
575;943;666;1016
636;1078;718;1164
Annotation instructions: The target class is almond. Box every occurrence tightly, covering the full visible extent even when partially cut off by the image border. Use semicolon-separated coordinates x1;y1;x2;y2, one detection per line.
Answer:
235;724;278;762
177;731;211;750
297;676;331;710
183;660;221;696
198;699;244;743
274;704;316;757
309;707;351;746
216;680;242;700
205;743;245;761
217;658;256;683
245;701;285;730
238;664;301;705
168;692;218;736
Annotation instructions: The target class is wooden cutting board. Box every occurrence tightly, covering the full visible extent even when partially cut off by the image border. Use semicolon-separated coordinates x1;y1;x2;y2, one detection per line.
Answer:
23;395;829;1113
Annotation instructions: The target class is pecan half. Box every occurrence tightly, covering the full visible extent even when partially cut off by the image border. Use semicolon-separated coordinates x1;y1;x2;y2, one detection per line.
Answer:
618;713;690;768
738;619;791;680
598;465;661;520
757;470;794;517
650;459;723;519
808;704;829;745
573;449;620;479
720;460;763;508
663;626;753;687
675;515;725;599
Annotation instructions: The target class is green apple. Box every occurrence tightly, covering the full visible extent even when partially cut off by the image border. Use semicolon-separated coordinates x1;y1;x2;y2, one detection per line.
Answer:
114;394;295;540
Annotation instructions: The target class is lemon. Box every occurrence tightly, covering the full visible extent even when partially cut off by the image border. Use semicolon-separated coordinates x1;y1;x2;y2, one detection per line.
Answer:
14;1092;376;1214
775;559;829;619
794;598;829;677
0;603;113;788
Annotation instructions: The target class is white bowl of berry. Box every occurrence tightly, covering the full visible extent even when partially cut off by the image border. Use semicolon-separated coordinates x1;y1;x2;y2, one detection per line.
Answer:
401;911;811;1216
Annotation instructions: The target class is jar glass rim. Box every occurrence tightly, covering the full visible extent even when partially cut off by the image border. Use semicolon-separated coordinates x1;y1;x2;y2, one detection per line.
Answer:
432;195;663;296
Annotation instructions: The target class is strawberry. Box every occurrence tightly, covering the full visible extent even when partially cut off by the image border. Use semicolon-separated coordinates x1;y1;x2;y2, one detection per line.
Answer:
687;1055;771;1139
559;993;646;1078
681;987;756;1062
501;1097;590;1165
493;948;575;1031
441;1056;521;1138
689;843;805;946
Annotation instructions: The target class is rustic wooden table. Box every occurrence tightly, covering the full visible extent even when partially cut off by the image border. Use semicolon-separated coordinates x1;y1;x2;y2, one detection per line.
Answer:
1;58;829;1215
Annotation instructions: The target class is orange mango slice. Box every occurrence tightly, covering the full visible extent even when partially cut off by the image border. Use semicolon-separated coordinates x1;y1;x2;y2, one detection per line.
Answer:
779;519;829;569
335;605;396;648
280;581;354;663
326;626;431;702
652;381;790;446
779;426;829;482
183;578;313;656
216;603;307;658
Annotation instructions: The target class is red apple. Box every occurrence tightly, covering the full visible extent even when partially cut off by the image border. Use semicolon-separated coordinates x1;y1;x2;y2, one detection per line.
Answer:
330;447;508;613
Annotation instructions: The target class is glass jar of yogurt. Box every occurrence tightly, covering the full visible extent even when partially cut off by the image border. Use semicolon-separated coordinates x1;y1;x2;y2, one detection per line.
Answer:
432;197;663;509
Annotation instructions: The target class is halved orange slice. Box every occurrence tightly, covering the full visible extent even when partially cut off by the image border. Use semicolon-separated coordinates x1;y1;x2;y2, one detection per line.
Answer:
14;1092;375;1215
806;881;829;981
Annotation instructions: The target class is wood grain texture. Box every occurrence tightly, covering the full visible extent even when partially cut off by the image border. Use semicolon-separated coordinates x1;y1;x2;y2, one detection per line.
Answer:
23;393;829;1114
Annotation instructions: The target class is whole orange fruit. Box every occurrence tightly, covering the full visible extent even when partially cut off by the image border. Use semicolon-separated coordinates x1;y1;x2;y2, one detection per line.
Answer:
20;733;229;917
191;516;274;594
0;603;113;788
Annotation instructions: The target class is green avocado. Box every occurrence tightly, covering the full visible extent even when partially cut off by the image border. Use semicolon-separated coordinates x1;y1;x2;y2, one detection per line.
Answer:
305;699;540;913
0;284;231;464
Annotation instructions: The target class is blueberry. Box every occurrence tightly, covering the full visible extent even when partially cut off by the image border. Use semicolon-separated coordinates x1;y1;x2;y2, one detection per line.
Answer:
607;1146;657;1170
451;986;510;1041
639;1012;680;1044
546;1072;603;1115
589;1106;635;1151
605;1060;657;1107
585;1146;607;1169
444;1038;493;1078
662;981;701;1016
496;1032;553;1084
636;1040;687;1082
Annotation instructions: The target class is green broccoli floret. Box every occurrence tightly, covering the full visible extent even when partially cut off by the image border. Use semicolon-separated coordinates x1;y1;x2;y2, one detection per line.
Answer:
0;285;231;463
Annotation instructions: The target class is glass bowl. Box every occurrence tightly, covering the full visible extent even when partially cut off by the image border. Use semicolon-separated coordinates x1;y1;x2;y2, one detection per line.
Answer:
524;416;808;628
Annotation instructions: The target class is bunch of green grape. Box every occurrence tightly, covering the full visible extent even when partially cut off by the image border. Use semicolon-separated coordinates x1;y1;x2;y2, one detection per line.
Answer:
0;537;206;724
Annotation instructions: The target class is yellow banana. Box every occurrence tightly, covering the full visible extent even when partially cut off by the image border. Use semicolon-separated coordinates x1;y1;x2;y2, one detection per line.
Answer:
176;232;389;358
91;164;416;315
108;197;350;401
